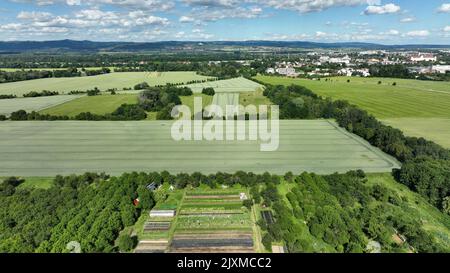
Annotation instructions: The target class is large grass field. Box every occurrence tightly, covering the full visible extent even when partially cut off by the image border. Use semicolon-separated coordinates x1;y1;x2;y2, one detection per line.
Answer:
0;95;82;116
40;94;138;117
0;120;399;176
0;71;211;96
254;75;450;148
382;118;450;148
186;77;263;93
254;75;450;119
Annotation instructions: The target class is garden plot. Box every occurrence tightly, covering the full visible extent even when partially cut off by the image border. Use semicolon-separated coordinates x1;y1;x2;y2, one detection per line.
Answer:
186;77;263;93
0;95;82;116
169;188;255;253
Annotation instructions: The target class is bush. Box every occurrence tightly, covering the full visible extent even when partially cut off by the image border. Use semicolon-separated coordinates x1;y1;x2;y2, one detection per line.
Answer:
10;110;28;120
110;104;147;120
0;115;6;121
262;233;273;251
134;82;150;90
87;87;100;96
118;234;136;252
202;87;215;96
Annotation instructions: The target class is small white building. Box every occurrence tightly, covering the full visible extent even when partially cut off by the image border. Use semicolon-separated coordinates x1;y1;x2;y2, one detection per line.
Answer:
265;68;275;74
149;209;176;217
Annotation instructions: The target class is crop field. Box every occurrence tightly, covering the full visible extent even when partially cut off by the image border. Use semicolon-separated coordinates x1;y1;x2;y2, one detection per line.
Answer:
0;95;82;116
254;75;450;119
186;77;263;93
382;118;450;148
40;94;138;117
0;71;211;95
0;119;399;176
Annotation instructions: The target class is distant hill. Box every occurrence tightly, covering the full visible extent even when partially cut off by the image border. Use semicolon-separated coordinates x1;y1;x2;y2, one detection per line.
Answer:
0;39;448;53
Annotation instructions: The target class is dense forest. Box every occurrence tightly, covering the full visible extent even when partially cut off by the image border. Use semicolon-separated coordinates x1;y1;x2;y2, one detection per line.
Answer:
254;171;446;253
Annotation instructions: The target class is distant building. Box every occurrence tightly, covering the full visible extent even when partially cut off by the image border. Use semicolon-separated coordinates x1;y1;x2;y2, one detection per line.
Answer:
149;209;176;217
410;53;437;62
276;66;299;77
433;65;450;74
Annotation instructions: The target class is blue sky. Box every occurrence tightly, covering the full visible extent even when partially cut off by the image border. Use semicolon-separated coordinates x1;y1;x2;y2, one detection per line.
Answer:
0;0;449;44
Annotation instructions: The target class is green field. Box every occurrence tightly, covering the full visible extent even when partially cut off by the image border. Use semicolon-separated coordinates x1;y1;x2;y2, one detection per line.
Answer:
382;118;450;148
240;89;272;107
254;75;450;148
186;77;263;93
0;95;82;116
0;71;211;96
0;120;399;176
40;94;138;117
254;75;450;119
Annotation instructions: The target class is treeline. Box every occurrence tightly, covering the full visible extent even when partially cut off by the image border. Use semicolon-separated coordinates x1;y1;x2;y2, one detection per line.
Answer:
262;83;450;214
254;171;446;253
369;64;413;79
0;68;110;84
9;104;147;121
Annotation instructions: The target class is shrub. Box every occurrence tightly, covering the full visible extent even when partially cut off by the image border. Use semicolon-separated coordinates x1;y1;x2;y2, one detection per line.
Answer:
202;87;215;96
118;234;136;252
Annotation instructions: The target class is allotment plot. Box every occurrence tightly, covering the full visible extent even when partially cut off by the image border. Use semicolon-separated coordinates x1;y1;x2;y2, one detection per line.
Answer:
0;120;399;176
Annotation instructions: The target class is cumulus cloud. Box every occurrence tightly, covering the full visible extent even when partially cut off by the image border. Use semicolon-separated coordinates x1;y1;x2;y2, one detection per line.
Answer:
444;26;450;32
406;30;430;37
363;3;400;15
437;3;450;13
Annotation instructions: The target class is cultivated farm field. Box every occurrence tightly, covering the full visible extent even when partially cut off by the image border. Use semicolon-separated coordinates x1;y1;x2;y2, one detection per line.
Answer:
0;120;399;176
40;94;138;117
0;95;82;116
186;77;263;93
0;71;211;95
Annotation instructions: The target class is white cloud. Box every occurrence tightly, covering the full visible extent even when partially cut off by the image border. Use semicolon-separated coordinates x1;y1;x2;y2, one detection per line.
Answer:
444;26;450;32
363;3;400;15
380;29;399;35
406;30;430;37
257;0;375;13
179;16;195;23
437;3;450;13
17;11;53;21
10;0;174;11
400;17;415;23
